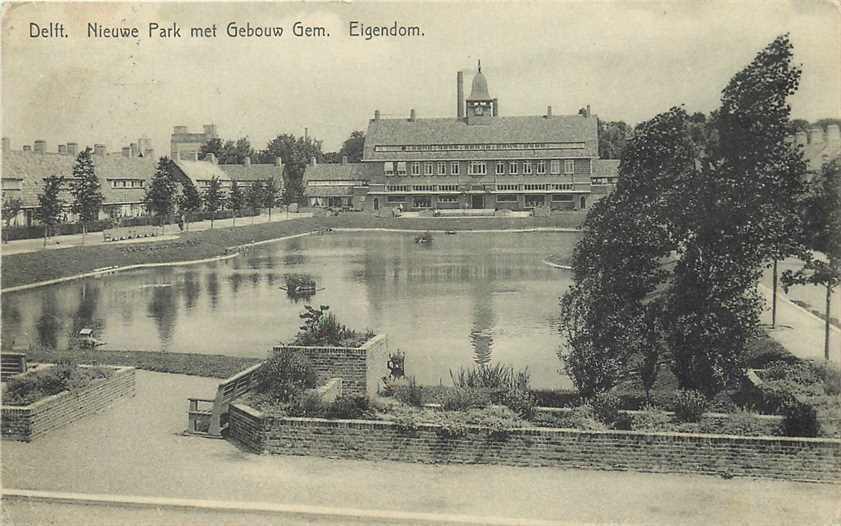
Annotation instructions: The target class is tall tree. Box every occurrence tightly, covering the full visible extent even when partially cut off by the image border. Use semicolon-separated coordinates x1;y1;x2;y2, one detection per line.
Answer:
203;176;224;229
70;147;104;244
200;137;255;164
338;130;365;162
227;180;244;226
2;197;23;242
257;134;323;203
144;158;178;233
597;121;630;159
177;179;202;231
263;178;280;220
246;180;264;224
34;175;64;248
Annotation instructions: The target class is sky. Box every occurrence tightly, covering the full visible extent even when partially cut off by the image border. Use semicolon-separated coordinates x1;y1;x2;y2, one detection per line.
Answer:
2;1;839;155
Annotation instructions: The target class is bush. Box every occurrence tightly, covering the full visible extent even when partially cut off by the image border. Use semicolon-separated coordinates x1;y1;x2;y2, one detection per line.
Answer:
286;391;327;417
3;363;112;406
590;392;622;425
498;388;536;419
781;399;819;437
450;363;529;391
631;404;673;432
554;405;608;431
325;395;370;420
292;305;374;348
699;410;778;437
673;390;708;423
253;351;317;402
394;377;424;407
744;335;800;368
435;387;491;411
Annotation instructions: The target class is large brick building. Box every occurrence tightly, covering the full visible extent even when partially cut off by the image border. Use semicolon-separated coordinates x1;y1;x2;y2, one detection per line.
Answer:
304;62;619;213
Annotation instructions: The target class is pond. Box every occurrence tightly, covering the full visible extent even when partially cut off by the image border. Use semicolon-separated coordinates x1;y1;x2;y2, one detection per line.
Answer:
1;231;578;389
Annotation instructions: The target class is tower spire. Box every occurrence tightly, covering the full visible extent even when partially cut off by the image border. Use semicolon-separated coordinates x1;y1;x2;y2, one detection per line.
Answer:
478;59;482;73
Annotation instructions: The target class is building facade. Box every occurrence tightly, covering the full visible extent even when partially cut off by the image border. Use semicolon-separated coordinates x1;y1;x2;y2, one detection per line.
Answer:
170;124;218;161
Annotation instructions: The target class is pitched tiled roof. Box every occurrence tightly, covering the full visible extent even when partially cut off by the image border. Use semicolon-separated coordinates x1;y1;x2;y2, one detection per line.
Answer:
803;142;841;171
219;163;283;184
363;115;599;161
592;159;620;178
305;186;355;197
173;160;230;186
1;150;156;208
303;163;375;184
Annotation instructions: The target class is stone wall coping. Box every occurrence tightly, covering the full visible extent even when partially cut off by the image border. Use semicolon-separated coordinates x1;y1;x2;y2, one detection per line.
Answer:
1;365;135;410
231;401;841;446
534;406;785;422
273;333;385;353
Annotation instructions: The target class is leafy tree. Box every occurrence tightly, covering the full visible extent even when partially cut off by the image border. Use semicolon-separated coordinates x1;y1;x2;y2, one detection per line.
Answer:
144;158;178;232
203;176;224;229
199;138;223;161
69;147;104;243
227;180;244;226
200;137;255;164
257;134;323;203
338;130;365;162
177;179;202;231
2;197;23;242
597;121;630;159
263;178;281;220
246;180;263;223
34;175;64;248
782;159;841;361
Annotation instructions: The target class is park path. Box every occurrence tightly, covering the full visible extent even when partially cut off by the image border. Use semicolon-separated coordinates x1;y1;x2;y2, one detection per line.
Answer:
0;210;311;256
3;371;839;525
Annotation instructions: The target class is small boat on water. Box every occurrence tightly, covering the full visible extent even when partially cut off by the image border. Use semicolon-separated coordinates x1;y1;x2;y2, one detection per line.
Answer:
77;328;106;348
415;231;434;244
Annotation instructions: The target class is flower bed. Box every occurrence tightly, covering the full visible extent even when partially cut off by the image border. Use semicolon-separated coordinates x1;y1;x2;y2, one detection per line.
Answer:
2;364;135;441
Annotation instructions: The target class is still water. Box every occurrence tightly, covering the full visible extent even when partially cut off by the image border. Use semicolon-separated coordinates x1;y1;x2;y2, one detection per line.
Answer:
1;231;578;389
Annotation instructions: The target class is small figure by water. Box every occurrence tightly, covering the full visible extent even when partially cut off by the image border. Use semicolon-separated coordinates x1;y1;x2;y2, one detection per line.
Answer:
415;231;433;245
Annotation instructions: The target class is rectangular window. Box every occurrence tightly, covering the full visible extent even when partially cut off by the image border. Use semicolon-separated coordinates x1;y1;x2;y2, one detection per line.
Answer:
387;196;406;203
411;163;421;176
536;161;546;175
425;163;434;176
509;162;518;175
384;162;395;176
496;184;520;191
525;195;545;207
522;161;532;175
450;162;459;175
438;184;459;192
550;160;561;174
414;196;432;208
412;185;434;192
437;195;459;204
469;161;486;175
564;160;575;175
397;161;407;176
552;194;574;202
552;183;574;191
496;161;505;175
437;162;446;175
496;194;519;202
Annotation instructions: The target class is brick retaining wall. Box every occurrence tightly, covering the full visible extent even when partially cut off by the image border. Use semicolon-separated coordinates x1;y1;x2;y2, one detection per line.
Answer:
2;366;136;442
228;403;841;483
272;334;388;398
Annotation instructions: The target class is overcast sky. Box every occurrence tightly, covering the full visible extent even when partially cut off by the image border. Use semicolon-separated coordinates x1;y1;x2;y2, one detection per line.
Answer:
2;1;839;155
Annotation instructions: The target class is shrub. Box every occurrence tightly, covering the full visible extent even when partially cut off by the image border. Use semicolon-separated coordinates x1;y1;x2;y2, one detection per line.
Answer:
326;395;370;420
813;362;841;396
394;377;424;407
744;335;800;368
435;387;491;411
286;391;327;417
673;390;708;423
631;404;672;432
292;305;374;348
253;351;317;402
781;399;819;437
699;410;778;437
554;405;608;431
3;363;112;406
498;388;536;419
590;392;622;425
450;363;529;392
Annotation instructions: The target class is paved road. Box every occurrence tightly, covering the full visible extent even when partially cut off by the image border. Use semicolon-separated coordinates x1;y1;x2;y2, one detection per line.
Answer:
3;371;839;525
0;210;310;256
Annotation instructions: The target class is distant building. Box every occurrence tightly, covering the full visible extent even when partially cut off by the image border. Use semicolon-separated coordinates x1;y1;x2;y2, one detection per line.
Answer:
302;156;373;208
1;138;156;226
170;124;218;161
170;154;284;199
304;61;619;213
795;124;841;172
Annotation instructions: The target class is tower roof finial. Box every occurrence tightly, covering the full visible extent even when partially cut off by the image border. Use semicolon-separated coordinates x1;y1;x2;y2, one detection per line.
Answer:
478;59;482;73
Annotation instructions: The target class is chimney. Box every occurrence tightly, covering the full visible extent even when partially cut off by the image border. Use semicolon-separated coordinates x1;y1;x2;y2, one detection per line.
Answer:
193;151;199;161
143;148;154;158
67;142;78;155
586;105;592;118
311;156;317;166
341;155;348;165
457;71;465;119
207;152;217;164
34;140;46;154
94;144;107;156
122;146;131;158
130;143;139;158
244;156;251;167
23;145;32;152
1;137;9;151
809;127;824;145
827;124;840;145
409;108;416;122
58;144;67;155
546;105;553;118
374;110;381;121
795;131;808;146
493;98;498;117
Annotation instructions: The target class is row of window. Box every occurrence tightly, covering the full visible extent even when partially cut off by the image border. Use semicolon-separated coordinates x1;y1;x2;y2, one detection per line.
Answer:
374;142;586;153
384;183;577;193
384;160;579;177
109;179;146;189
384;194;574;207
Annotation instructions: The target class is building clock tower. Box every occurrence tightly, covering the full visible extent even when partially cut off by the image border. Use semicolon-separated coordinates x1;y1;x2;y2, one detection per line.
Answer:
466;60;498;125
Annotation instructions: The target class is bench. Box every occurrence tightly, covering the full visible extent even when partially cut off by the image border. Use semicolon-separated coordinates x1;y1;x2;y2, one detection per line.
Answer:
103;225;159;242
186;362;263;437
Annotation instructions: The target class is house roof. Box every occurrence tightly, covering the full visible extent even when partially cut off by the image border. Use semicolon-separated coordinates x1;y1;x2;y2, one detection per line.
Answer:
303;163;375;185
592;159;620;178
363;114;599;161
803;141;841;172
1;150;157;207
305;186;355;197
172;160;230;186
219;163;283;184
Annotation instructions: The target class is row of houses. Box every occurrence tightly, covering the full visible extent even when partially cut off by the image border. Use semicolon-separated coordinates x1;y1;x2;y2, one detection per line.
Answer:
0;129;284;227
303;63;620;213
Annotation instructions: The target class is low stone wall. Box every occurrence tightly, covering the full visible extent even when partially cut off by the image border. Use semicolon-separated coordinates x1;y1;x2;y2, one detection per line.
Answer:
228;403;841;483
2;366;136;442
272;334;388;398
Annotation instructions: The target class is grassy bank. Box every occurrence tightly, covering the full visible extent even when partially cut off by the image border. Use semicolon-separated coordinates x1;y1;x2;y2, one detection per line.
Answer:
1;213;585;290
23;349;262;378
